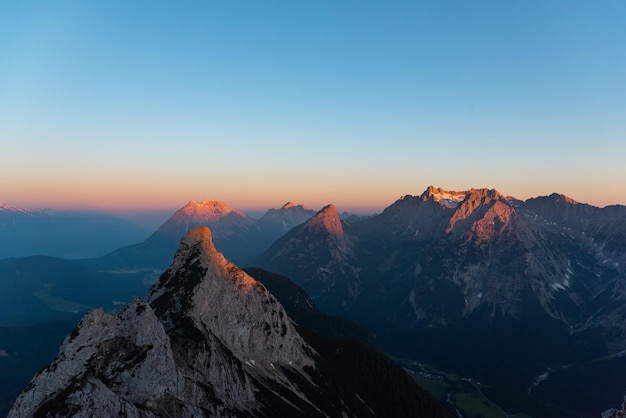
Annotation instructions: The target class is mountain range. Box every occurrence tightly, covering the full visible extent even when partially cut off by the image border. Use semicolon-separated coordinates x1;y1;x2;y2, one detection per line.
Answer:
8;226;448;417
256;186;626;416
87;200;316;271
3;186;626;417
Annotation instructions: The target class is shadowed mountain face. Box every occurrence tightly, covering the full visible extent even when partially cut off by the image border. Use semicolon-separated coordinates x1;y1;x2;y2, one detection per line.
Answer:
255;205;361;313
256;186;626;416
0;321;77;418
0;256;151;327
90;200;315;271
9;227;449;418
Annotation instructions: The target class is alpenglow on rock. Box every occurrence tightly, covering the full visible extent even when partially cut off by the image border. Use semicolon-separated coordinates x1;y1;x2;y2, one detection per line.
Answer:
9;226;449;418
9;226;316;417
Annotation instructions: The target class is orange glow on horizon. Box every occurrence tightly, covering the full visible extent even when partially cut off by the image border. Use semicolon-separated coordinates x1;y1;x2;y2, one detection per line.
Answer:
4;177;625;215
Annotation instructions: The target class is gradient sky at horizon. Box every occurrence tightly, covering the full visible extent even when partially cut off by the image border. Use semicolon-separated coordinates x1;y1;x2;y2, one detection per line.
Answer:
2;1;625;214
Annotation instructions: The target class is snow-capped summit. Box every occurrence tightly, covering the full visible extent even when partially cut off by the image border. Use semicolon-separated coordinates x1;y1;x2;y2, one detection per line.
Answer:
421;186;467;208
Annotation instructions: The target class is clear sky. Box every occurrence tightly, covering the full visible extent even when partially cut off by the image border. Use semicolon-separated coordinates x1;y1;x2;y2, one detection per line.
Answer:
1;1;625;214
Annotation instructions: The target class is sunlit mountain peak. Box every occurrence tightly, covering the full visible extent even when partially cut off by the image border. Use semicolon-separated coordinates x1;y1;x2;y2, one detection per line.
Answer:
421;186;468;208
178;200;247;220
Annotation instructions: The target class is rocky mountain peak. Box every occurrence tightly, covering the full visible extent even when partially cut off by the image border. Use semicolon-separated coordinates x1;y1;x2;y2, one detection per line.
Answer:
151;199;254;248
159;225;243;282
421;186;467;208
146;227;314;367
547;192;579;205
302;204;344;239
445;188;511;235
177;199;247;221
9;226;319;417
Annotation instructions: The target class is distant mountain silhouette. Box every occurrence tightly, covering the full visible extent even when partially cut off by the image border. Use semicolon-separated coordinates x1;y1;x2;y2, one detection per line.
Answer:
89;200;316;271
4;187;626;416
0;203;149;259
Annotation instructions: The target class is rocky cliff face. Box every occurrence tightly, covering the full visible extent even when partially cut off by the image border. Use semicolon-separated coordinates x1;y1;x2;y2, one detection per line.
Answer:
259;187;626;334
256;186;626;415
603;392;626;418
256;205;361;312
9;226;449;418
9;226;316;417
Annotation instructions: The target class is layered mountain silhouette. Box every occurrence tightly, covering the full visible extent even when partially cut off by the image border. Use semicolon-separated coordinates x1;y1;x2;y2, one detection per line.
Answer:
0;203;149;259
256;204;361;312
257;186;626;416
9;227;448;417
4;186;626;417
89;200;315;271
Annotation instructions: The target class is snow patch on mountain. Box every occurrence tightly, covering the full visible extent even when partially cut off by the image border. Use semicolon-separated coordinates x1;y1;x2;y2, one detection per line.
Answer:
432;191;467;208
0;202;32;213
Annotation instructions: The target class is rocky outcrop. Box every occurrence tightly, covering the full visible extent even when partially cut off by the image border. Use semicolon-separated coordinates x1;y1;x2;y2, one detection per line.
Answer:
603;392;626;418
255;205;361;312
9;226;449;418
9;226;317;418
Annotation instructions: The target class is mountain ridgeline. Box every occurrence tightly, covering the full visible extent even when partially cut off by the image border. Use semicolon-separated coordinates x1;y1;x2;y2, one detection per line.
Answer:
256;186;626;416
9;227;448;417
4;186;626;417
88;201;316;270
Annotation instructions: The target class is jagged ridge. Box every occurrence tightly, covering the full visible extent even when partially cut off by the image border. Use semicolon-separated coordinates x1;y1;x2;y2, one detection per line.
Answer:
9;226;449;418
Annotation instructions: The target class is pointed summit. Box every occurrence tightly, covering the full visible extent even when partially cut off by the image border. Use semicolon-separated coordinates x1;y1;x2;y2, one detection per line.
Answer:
155;199;251;240
303;204;344;238
175;199;247;222
147;226;310;365
256;205;360;312
9;234;449;418
162;225;238;281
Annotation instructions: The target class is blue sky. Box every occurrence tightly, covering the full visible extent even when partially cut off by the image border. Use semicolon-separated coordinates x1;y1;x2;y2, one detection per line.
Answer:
1;1;625;213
